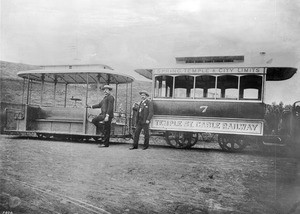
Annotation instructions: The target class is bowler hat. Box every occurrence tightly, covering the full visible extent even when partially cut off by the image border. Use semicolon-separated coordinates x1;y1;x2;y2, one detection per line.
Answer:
102;85;113;90
139;90;150;97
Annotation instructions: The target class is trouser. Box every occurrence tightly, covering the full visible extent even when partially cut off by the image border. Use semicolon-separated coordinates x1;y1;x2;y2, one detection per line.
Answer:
92;116;112;146
133;122;150;148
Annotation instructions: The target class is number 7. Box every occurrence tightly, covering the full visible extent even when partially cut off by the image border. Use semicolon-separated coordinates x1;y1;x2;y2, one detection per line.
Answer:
200;106;208;113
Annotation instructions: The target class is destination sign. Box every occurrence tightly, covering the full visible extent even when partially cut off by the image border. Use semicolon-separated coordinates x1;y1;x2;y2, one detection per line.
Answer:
153;67;264;75
150;116;264;136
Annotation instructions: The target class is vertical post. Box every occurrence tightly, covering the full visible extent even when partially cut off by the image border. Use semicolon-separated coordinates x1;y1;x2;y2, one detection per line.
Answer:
129;82;133;134
64;83;68;107
83;74;89;134
172;76;175;98
169;77;173;97
19;78;26;130
21;78;25;105
214;75;218;99
154;77;157;97
115;84;118;111
238;76;241;100
261;68;266;102
40;74;45;106
24;75;31;131
26;75;30;105
85;74;89;106
53;76;57;107
28;80;33;105
193;75;196;99
124;82;128;135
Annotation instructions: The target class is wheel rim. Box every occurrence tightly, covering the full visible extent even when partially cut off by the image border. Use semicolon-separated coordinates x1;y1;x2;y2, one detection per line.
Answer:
165;131;193;149
218;134;247;152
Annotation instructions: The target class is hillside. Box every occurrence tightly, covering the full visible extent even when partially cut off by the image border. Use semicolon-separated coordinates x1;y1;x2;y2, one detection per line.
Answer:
0;61;40;79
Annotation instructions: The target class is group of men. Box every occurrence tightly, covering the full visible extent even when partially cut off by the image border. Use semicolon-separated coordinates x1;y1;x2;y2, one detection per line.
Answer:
86;85;153;150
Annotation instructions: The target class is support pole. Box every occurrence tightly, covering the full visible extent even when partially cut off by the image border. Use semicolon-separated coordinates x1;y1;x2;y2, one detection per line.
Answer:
124;82;128;135
24;75;31;131
214;76;218;99
64;83;68;107
115;84;118;111
20;78;26;130
83;74;89;134
21;78;25;106
53;77;57;107
28;80;33;105
85;74;89;106
129;82;133;134
26;75;30;105
193;76;196;99
40;74;45;106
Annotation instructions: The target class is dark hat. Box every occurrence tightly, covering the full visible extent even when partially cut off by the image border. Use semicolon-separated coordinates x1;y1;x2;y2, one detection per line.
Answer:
102;85;113;90
139;90;150;97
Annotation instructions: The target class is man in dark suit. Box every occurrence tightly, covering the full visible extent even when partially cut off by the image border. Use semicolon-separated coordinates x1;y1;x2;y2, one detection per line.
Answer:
87;85;114;147
130;90;153;150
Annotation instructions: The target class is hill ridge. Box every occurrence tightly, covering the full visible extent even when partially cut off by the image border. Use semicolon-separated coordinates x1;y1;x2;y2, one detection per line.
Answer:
0;61;39;79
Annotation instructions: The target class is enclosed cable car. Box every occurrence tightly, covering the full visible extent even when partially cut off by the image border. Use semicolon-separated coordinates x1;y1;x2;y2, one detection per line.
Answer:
135;58;299;152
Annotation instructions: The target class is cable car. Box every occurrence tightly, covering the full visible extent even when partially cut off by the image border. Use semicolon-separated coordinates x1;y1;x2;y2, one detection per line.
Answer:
4;64;134;142
135;56;299;152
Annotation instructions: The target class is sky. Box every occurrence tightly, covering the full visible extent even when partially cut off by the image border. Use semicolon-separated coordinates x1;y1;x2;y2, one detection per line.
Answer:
1;0;299;104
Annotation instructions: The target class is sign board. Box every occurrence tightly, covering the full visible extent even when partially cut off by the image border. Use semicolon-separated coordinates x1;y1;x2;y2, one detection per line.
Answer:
153;67;264;75
150;115;264;136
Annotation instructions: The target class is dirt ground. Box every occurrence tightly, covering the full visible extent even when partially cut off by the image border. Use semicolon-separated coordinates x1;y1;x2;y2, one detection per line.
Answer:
1;135;300;214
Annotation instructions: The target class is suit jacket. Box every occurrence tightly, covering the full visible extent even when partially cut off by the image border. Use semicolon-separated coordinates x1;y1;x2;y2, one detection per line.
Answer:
133;98;154;124
92;94;115;118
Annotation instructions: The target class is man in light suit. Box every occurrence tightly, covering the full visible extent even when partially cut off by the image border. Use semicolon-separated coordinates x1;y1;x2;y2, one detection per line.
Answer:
130;90;153;150
87;85;114;147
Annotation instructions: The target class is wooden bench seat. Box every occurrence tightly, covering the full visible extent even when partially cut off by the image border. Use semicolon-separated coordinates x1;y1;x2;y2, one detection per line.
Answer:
38;107;84;119
32;107;85;133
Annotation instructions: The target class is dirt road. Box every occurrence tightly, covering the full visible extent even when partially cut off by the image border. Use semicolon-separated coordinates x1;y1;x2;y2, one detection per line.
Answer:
1;135;300;214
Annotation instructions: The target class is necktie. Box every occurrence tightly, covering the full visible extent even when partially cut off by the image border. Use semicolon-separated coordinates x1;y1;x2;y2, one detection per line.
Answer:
139;101;144;112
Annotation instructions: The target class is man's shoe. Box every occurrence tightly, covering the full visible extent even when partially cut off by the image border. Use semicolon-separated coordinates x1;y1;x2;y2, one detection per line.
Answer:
142;147;148;150
99;145;109;148
129;147;137;150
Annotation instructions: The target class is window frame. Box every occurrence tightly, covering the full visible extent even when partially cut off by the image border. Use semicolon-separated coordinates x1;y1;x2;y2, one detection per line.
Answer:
216;74;239;100
153;73;264;102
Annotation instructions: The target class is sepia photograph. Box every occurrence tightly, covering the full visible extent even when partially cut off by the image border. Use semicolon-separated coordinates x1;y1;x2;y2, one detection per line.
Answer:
1;0;300;213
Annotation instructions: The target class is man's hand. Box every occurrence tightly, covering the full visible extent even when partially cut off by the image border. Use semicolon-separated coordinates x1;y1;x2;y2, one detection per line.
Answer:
133;102;139;108
104;114;109;122
146;120;150;124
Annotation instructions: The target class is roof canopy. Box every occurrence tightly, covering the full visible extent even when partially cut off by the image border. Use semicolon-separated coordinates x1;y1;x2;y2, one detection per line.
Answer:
135;66;297;81
17;64;134;84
